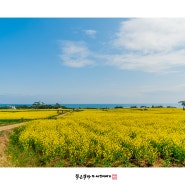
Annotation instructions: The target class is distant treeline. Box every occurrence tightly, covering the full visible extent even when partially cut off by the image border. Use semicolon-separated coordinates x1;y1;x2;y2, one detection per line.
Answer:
0;103;177;110
114;105;176;109
0;102;70;109
75;105;177;109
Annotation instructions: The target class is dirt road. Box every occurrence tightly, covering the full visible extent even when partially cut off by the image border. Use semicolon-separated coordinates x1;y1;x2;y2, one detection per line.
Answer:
0;122;26;132
0;130;14;167
57;110;73;118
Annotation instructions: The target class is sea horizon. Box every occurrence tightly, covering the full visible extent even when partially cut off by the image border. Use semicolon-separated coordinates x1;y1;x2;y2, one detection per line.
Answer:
0;103;181;109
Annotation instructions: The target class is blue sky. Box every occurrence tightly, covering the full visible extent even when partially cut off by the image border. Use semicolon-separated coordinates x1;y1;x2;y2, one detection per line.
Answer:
1;18;185;104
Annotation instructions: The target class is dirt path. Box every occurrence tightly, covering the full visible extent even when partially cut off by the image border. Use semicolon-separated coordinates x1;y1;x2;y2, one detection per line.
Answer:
57;110;73;118
0;130;14;167
0;122;27;132
0;123;28;167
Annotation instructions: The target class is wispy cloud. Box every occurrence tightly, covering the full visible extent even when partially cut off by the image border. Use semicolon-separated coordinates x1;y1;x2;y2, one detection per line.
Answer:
104;49;185;73
84;29;97;38
59;41;95;68
59;19;185;73
114;19;185;52
110;18;185;72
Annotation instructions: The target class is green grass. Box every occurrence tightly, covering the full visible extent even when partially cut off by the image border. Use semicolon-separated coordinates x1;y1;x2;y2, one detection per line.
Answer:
6;126;41;167
0;119;31;126
7;126;63;167
7;143;42;167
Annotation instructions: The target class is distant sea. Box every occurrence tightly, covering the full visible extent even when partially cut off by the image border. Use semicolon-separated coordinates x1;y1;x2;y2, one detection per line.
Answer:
0;103;181;109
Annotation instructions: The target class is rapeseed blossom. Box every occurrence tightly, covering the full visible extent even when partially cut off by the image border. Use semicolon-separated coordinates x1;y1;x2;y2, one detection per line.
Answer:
0;109;58;119
12;108;185;166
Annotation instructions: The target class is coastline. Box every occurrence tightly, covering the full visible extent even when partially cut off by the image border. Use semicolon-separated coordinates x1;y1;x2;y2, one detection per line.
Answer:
0;103;180;109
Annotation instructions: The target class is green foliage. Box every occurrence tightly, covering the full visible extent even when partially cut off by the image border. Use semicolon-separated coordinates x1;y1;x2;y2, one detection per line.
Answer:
115;106;123;109
9;126;26;145
178;101;185;110
0;119;29;126
31;101;69;109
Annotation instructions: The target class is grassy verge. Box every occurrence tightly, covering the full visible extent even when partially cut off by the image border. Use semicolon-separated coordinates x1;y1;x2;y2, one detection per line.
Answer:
6;126;41;167
7;144;185;167
7;127;64;167
7;143;41;167
0;119;31;126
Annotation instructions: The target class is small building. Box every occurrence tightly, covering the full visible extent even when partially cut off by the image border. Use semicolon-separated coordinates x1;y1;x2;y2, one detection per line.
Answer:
8;105;16;109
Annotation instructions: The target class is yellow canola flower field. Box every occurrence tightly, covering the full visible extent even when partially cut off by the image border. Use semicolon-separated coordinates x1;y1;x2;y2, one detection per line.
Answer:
0;109;58;119
12;108;185;167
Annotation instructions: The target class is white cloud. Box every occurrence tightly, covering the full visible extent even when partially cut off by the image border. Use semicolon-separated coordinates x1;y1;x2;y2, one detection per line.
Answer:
114;18;185;53
84;29;97;38
59;19;185;73
107;18;185;73
105;49;185;73
59;41;95;68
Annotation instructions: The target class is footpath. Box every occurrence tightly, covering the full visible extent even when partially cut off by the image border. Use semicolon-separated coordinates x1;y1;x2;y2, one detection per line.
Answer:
0;122;26;132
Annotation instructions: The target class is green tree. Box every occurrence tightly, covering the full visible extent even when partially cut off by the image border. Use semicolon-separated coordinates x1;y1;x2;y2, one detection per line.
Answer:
55;103;61;109
178;101;185;110
32;101;41;109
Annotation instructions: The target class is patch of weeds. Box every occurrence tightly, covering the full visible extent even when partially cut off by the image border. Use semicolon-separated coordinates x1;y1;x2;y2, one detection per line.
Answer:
7;142;41;167
162;159;171;167
129;131;137;139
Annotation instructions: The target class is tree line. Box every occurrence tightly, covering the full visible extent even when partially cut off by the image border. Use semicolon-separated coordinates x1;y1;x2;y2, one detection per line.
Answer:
0;101;69;109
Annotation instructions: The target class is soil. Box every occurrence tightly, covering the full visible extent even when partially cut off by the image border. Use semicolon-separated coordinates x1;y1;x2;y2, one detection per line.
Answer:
0;130;14;167
0;122;26;132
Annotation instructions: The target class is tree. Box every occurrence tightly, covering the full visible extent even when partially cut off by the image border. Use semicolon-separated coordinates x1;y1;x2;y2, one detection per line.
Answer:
32;101;41;109
55;103;61;109
178;101;185;110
